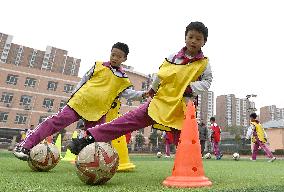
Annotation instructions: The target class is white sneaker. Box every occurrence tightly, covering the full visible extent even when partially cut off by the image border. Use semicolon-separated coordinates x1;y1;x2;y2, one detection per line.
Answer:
164;155;171;158
268;157;276;163
250;158;256;161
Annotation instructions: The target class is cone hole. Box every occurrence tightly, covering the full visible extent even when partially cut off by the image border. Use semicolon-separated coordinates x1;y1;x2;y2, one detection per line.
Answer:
192;167;197;172
192;140;196;144
191;115;195;119
117;141;120;143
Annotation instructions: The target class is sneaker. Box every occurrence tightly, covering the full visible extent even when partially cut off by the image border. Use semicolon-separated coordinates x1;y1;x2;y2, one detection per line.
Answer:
164;155;171;158
68;135;95;155
268;157;276;163
13;146;30;161
250;158;256;161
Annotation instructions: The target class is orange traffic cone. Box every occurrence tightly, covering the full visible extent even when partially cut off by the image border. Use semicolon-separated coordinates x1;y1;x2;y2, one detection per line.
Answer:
163;101;212;188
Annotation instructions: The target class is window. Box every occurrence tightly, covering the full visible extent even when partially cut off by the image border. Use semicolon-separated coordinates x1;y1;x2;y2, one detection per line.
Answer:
20;95;32;106
6;74;18;85
24;77;37;87
0;92;13;103
59;100;66;110
39;116;48;124
47;81;58;91
42;98;54;108
0;112;9;122
14;114;28;124
63;84;74;93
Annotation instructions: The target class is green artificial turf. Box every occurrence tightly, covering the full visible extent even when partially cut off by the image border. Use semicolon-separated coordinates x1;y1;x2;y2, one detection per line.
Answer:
0;150;283;192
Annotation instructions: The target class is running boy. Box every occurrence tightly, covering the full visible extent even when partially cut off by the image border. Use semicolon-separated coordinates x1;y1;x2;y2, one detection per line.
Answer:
14;42;147;161
69;21;213;155
246;113;276;162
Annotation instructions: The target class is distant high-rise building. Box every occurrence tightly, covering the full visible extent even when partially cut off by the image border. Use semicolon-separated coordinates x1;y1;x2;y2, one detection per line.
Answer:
216;94;254;128
196;91;214;126
0;33;81;76
260;105;284;123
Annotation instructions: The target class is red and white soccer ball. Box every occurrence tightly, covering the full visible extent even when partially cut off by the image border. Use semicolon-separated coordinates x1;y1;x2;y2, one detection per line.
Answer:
75;142;119;185
28;143;60;172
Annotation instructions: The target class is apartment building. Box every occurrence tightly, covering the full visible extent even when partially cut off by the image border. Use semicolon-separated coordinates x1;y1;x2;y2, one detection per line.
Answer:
260;105;284;123
196;91;214;126
0;33;81;76
216;94;254;128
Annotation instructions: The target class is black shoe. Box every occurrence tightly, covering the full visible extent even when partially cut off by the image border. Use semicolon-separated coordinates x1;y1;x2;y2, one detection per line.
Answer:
13;146;30;161
68;135;95;155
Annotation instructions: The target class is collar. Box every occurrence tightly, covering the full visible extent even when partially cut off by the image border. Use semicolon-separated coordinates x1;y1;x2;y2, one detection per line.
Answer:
103;61;124;73
176;47;204;60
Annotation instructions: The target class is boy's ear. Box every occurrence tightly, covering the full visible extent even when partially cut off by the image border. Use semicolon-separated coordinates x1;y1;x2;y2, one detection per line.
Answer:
122;57;127;62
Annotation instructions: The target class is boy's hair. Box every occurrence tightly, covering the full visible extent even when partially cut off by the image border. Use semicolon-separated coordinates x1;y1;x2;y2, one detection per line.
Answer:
250;113;257;119
112;42;129;57
185;21;208;42
210;117;215;122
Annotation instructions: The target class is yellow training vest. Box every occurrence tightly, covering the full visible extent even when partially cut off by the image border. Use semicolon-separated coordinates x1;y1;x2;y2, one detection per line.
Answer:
251;122;267;143
149;58;208;131
67;62;131;121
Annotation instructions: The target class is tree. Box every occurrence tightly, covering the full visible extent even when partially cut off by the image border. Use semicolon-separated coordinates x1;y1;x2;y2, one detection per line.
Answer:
135;133;145;149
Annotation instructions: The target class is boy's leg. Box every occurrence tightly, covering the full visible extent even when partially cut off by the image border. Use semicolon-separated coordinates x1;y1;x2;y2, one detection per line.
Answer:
84;116;106;129
17;105;80;150
258;142;274;158
172;129;181;147
200;140;205;156
165;139;170;156
88;101;155;142
251;142;259;160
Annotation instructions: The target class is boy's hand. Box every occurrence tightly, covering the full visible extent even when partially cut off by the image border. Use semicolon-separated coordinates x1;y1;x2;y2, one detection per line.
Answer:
147;88;156;98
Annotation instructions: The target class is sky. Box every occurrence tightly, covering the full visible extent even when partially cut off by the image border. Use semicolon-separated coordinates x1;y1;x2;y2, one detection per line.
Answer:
1;0;284;111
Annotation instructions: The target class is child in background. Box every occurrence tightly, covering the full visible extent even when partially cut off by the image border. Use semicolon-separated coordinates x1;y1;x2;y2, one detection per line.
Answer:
162;131;173;158
209;117;223;160
14;42;147;161
198;122;208;157
246;113;276;162
69;21;213;155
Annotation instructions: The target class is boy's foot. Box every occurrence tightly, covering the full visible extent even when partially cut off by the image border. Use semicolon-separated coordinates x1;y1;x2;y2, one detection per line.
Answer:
13;146;30;161
268;157;276;163
68;135;95;155
250;158;256;161
164;155;171;158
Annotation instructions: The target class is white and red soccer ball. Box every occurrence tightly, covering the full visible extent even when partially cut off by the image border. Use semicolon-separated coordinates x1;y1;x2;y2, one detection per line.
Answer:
28;143;60;172
75;142;119;185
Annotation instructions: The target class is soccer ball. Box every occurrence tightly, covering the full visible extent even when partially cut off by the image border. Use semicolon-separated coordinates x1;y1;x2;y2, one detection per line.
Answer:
75;142;119;185
232;152;240;161
28;143;60;172
204;153;211;159
156;152;162;158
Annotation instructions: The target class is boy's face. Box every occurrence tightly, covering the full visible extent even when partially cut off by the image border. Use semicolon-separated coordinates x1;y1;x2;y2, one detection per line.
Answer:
185;30;205;56
110;48;127;67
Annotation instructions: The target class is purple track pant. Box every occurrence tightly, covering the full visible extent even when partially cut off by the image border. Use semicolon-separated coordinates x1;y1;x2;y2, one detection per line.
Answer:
20;105;105;149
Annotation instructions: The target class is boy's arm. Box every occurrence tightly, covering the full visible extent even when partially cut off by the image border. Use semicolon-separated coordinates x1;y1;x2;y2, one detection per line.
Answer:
71;64;96;95
190;62;213;95
246;124;254;139
120;87;146;101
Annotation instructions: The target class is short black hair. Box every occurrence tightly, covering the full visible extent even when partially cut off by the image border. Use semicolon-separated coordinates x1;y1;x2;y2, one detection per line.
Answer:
185;21;208;42
210;117;215;122
250;113;257;119
112;42;129;57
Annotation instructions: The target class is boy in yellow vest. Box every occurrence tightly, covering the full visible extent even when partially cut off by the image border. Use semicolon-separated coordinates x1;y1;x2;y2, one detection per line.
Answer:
69;21;213;155
14;42;147;161
246;113;276;162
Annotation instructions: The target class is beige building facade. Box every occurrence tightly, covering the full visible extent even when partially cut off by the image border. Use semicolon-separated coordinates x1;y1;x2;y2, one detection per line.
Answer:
262;120;284;151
